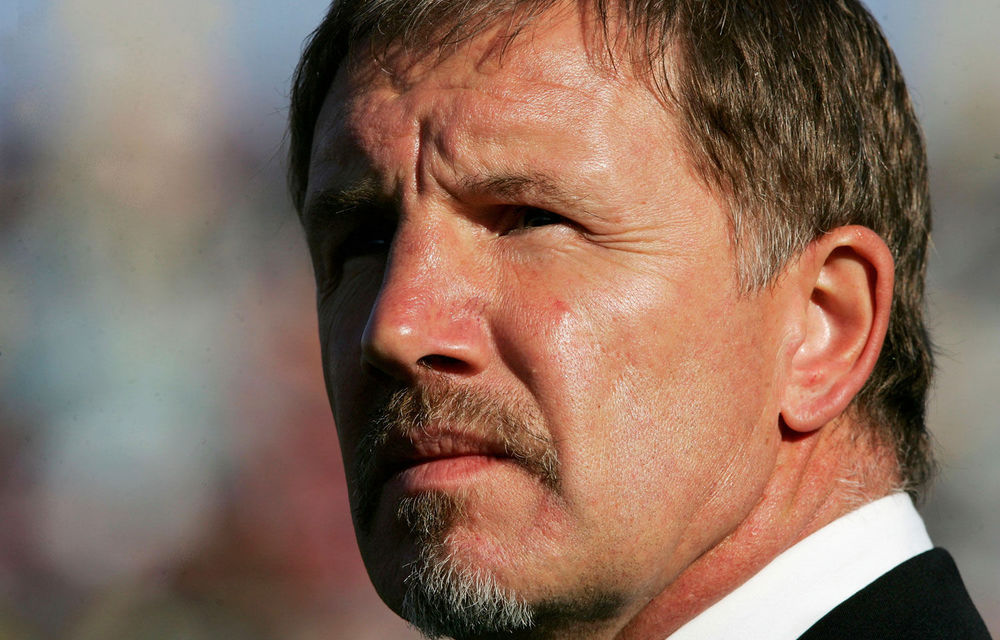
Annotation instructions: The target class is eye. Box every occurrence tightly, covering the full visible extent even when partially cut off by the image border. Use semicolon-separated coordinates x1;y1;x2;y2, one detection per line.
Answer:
342;215;397;259
512;206;564;230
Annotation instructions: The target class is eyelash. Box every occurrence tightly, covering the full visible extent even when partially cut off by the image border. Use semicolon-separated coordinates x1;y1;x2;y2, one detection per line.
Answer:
508;206;565;232
321;204;565;269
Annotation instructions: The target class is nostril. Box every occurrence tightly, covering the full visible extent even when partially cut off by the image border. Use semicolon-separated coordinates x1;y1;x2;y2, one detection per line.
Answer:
417;354;474;375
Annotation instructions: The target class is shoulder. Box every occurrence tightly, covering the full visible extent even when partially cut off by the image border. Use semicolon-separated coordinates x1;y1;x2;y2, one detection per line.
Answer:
798;548;992;640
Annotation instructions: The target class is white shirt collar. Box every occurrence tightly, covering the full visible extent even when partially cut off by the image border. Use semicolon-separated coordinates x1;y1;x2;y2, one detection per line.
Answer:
667;492;933;640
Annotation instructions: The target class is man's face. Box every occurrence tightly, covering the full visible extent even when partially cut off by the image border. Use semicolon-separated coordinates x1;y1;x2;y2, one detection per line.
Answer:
303;12;787;637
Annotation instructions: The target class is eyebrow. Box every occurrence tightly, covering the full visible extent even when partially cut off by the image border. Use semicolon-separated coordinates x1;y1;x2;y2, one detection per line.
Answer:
458;172;606;221
300;177;382;223
301;171;606;223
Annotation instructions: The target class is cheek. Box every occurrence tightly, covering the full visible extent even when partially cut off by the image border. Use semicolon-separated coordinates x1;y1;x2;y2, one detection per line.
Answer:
498;268;774;509
318;267;382;452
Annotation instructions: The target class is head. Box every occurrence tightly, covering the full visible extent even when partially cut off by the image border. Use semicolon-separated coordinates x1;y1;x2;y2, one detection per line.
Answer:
289;1;933;637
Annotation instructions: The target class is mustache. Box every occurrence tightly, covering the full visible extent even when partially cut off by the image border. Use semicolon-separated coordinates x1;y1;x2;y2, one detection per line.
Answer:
350;378;560;534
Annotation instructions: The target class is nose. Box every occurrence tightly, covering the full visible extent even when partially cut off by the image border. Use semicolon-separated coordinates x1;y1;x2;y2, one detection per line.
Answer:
360;219;490;383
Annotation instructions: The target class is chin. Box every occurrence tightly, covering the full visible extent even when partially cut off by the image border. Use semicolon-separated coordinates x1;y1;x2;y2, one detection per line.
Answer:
357;490;533;638
361;493;628;640
400;544;536;639
363;492;535;640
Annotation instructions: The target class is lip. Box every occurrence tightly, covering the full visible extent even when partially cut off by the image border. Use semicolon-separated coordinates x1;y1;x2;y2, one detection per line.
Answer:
387;454;511;493
376;430;514;493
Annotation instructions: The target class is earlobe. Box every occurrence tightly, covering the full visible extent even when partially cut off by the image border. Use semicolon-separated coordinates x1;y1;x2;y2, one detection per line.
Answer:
780;226;894;432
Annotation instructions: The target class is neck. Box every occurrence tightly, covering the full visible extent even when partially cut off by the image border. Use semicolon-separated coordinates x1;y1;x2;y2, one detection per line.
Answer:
613;419;898;640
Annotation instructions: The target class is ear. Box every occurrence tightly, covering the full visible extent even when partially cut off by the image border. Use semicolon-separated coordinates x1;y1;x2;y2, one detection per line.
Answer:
779;226;894;432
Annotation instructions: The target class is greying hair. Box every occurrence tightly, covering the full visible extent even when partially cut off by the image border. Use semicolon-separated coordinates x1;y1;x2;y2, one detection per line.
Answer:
397;493;535;638
288;0;934;495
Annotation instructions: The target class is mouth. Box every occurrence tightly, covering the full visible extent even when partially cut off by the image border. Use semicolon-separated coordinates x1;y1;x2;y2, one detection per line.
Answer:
377;431;516;493
350;382;560;534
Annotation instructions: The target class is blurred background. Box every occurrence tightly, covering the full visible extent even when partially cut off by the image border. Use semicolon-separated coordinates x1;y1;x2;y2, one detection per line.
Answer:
1;0;997;638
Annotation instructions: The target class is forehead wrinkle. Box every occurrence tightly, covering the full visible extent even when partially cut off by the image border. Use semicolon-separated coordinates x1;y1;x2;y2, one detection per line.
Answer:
407;88;619;222
402;62;638;188
317;11;682;224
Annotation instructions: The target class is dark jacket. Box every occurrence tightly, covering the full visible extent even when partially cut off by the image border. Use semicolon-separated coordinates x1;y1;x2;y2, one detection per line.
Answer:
798;548;991;639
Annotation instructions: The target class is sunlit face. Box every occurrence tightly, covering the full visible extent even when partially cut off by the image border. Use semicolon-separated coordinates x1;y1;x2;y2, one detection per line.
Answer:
303;11;788;638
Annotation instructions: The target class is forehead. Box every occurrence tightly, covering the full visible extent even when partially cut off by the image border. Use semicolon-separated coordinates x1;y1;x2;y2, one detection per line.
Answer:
306;12;691;201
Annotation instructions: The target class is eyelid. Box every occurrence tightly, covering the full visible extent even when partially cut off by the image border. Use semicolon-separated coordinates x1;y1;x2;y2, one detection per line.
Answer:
518;206;562;224
500;204;575;235
305;200;396;280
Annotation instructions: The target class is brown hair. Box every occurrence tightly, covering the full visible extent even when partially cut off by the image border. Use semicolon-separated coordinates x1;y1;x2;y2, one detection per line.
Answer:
288;0;934;496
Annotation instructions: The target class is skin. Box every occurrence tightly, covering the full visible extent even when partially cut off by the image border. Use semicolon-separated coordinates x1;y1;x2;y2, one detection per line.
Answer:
301;9;898;639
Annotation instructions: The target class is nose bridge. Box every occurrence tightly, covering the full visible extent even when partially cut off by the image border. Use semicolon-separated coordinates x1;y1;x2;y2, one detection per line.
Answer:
361;209;489;381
